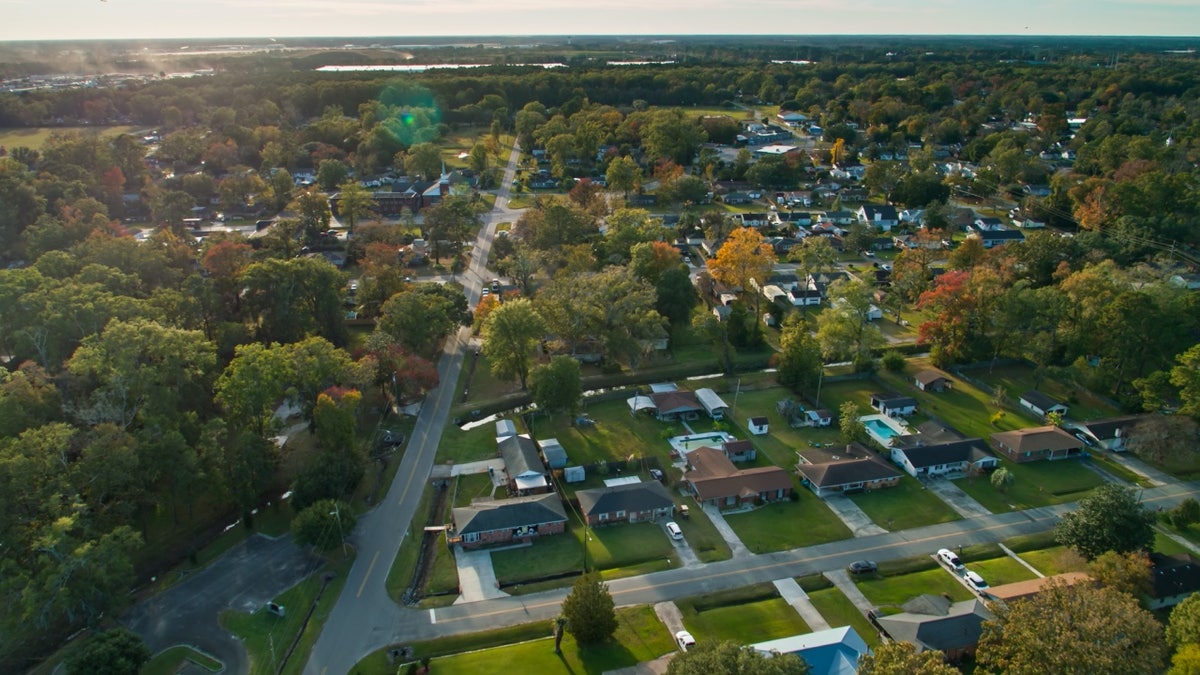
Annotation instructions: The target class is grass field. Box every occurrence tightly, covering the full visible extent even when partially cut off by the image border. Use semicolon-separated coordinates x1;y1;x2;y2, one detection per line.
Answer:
436;421;500;464
385;481;445;601
805;586;881;646
966;556;1039;587
970;363;1119;422
848;475;962;531
954;457;1105;512
854;566;974;610
676;584;809;645
0;125;143;150
673;503;733;563
724;493;852;553
1015;545;1088;576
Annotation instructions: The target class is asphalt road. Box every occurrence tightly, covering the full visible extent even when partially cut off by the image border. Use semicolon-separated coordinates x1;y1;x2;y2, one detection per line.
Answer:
123;534;323;674
301;143;524;675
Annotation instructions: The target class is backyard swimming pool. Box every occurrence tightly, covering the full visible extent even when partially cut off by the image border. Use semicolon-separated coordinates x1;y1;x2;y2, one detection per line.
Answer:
859;414;909;447
668;432;736;455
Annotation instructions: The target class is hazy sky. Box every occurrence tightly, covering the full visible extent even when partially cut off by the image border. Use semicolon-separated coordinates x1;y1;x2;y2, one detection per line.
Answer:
1;0;1197;41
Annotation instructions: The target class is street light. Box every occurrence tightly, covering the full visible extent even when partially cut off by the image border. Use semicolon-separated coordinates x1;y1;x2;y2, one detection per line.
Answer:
330;502;349;557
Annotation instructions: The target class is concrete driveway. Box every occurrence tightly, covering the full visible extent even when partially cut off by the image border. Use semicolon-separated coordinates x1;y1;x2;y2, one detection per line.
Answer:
701;504;753;558
123;534;323;674
823;495;888;536
923;477;993;518
453;545;508;604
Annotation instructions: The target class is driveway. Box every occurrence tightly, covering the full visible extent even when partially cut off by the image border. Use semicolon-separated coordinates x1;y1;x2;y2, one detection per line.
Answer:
822;495;888;536
772;578;830;631
123;534;323;674
700;504;752;559
824;569;877;615
923;477;993;519
452;545;508;604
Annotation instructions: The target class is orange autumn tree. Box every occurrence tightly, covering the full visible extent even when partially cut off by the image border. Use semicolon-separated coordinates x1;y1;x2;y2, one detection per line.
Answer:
707;227;775;317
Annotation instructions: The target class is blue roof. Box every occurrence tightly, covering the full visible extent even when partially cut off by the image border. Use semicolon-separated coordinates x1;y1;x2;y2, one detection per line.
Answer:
751;626;870;675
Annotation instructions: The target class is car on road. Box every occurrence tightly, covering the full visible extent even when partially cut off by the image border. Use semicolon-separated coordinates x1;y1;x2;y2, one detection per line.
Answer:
481;288;490;297
964;570;989;591
675;630;696;652
848;560;878;574
937;548;965;573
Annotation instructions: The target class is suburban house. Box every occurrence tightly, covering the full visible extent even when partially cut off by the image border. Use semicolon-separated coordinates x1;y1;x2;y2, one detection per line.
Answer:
1149;553;1200;610
990;426;1085;463
538;438;568;469
721;439;757;463
684;447;792;508
987;572;1092;607
889;438;999;478
874;595;993;662
750;626;870;675
1020;391;1069;418
858;204;900;232
499;434;550;494
914;369;952;392
695;388;731;420
748;416;769;436
649;390;704;421
871;393;918;417
776;111;809;126
575;481;675;526
797;448;903;497
967;228;1026;248
789;287;824;307
1074;415;1145;451
805;409;834;427
449;493;567;549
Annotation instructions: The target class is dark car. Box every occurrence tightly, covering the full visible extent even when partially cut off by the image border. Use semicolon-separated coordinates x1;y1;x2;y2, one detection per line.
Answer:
848;560;878;574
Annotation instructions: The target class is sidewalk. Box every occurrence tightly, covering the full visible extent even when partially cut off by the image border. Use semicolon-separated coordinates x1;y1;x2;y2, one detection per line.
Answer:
823;495;887;537
924;478;993;519
701;504;753;559
1105;452;1174;487
772;578;830;631
824;569;876;615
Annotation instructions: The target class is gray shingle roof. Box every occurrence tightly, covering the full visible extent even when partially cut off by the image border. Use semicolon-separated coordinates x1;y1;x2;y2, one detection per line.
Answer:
876;598;992;653
576;481;674;518
453;493;567;536
499;435;543;477
894;439;995;469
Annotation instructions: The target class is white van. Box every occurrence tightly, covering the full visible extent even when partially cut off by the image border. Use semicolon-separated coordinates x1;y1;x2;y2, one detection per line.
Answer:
666;522;683;540
937;548;965;573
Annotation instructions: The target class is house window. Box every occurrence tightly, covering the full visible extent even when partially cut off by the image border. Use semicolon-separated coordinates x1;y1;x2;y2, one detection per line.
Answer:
616;510;626;518
463;532;479;543
599;512;608;522
1024;451;1031;458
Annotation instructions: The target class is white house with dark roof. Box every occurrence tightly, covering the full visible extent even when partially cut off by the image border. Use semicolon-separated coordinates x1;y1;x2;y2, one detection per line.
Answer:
575;481;674;526
1019;390;1069;418
871;393;918;417
1074;415;1146;452
857;204;900;232
889;438;999;478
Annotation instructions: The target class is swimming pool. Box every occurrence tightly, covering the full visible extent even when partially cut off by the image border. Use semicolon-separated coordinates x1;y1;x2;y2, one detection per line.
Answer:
669;432;736;455
859;414;909;447
863;418;900;439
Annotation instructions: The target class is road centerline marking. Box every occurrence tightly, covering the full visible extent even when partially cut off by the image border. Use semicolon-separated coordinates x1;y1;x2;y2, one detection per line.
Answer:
356;550;380;598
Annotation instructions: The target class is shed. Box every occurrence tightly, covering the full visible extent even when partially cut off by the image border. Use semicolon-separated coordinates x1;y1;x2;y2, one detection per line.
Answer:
539;438;568;469
748;416;769;436
564;466;585;483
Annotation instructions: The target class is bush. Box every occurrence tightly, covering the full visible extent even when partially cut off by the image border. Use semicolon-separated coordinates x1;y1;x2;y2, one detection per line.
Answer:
881;350;907;372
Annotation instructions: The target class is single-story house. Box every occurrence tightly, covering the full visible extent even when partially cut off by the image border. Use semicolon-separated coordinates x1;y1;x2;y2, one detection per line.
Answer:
575;481;675;526
914;369;952;392
1074;415;1145;452
968;228;1026;248
684;447;792;508
1020;391;1069;418
722;439;756;462
797;451;903;497
805;409;833;427
750;626;870;675
748;417;769;436
499;434;550;494
538;438;568;469
449;493;567;549
889;439;999;478
650;390;704;421
987;572;1092;607
875;595;993;661
695;387;730;420
990;426;1085;463
1149;553;1200;610
871;393;918;417
858;204;900;232
790;287;824;307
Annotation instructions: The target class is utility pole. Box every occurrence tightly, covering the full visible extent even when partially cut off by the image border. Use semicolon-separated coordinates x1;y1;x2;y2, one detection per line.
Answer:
330;502;348;557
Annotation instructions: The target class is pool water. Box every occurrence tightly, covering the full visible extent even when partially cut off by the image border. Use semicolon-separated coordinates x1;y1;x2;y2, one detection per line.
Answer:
863;418;900;439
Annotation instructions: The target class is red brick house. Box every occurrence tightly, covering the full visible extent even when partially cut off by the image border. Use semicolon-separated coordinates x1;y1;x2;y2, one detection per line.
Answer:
449;493;567;549
684;447;792;508
575;481;675;526
990;426;1084;463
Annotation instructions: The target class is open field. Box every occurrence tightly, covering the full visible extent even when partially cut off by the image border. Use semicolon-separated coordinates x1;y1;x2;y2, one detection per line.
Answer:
954;457;1105;513
873;363;1043;441
968;363;1119;422
724;494;852;553
676;584;809;645
854;566;974;610
0;124;143;150
848;475;962;531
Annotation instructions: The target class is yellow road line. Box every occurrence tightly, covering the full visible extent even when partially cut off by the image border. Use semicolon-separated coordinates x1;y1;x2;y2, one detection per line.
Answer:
356;550;380;598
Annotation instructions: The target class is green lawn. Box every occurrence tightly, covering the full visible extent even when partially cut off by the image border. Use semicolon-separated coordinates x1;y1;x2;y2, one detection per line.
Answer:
141;645;222;675
452;471;497;507
1156;530;1193;556
454;352;527;414
873;364;1043;442
854;567;974;610
0;125;143;150
386;481;448;601
436;421;500;464
534;397;671;467
417;606;673;675
674;504;733;563
848;475;962;531
707;386;843;468
221;557;352;675
966;556;1039;587
588;521;676;569
806;586;881;647
970;363;1119;422
676;584;809;645
723;493;852;553
1087;452;1154;486
491;531;582;587
954;458;1105;512
1015;545;1088;576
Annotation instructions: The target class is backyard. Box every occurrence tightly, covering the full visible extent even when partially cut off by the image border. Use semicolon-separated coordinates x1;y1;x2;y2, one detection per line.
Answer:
848;475;962;531
969;363;1120;422
676;584;810;645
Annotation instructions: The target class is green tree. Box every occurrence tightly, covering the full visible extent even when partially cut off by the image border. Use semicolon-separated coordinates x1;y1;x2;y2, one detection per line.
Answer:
482;298;546;389
291;450;364;511
1169;498;1200;530
643;109;706;165
655;266;698;326
977;582;1167;675
1170;644;1200;675
378;288;459;355
422;195;480;263
1054;484;1156;560
561;571;618;646
839;401;863;443
858;640;957;675
334;180;375;235
817;278;885;370
317;159;350;191
692;311;735;376
406;142;443;180
312;387;361;452
775;314;822;392
667;640;810;675
1168;593;1200;648
467;142;489;173
1171;344;1200;421
531;355;582;416
1089;550;1152;599
65;628;151;675
292;499;356;552
239;256;348;346
990;467;1014;492
151;189;195;229
295;189;332;246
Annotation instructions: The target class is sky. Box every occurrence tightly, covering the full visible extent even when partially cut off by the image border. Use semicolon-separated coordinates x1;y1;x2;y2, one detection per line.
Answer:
1;0;1197;41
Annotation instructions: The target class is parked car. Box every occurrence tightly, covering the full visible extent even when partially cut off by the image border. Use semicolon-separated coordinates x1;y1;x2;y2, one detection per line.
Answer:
675;630;696;652
666;521;683;540
964;570;989;591
848;560;878;574
1074;432;1097;448
937;548;965;573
